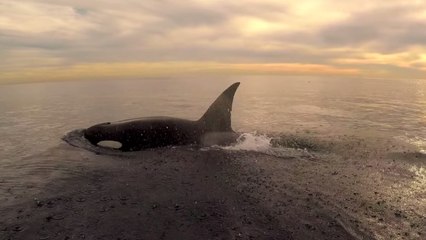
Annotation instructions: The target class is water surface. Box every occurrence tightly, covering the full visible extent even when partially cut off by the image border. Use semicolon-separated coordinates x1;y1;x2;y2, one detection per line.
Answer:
1;76;425;161
0;76;425;239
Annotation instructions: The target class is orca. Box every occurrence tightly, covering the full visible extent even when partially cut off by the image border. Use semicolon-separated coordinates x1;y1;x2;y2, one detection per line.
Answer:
84;82;240;151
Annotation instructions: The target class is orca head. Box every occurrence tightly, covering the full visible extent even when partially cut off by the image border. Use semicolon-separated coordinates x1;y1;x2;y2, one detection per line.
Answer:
84;122;112;145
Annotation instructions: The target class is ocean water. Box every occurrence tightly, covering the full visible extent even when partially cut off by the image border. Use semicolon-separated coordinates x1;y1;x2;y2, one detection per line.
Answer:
1;76;425;160
0;76;425;239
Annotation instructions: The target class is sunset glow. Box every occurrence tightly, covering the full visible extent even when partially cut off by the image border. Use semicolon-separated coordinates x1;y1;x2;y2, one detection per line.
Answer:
1;0;426;83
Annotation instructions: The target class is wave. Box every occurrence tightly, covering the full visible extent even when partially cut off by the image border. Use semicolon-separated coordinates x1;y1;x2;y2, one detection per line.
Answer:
215;132;316;159
394;134;426;154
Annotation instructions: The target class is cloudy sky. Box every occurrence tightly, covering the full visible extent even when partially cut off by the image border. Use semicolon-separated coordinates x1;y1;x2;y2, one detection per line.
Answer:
1;0;426;82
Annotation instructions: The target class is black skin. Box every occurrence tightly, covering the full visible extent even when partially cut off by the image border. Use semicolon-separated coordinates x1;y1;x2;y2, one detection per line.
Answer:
84;117;205;151
83;82;240;151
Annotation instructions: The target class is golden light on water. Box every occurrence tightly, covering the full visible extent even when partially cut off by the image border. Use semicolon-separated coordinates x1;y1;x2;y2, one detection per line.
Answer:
0;62;360;84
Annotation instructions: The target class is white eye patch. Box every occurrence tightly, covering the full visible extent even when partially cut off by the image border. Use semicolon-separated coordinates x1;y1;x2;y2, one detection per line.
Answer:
97;140;122;149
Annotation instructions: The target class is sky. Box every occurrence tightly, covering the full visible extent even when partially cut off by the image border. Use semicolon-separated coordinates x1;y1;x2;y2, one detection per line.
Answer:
1;0;426;83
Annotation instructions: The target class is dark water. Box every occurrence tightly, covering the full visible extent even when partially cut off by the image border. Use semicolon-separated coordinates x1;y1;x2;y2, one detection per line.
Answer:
0;76;425;239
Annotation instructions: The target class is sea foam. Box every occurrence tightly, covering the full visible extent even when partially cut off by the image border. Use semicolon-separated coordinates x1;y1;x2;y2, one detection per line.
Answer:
218;132;314;159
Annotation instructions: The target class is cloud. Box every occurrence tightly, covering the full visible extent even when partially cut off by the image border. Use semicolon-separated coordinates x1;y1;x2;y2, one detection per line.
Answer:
0;0;425;82
319;6;426;52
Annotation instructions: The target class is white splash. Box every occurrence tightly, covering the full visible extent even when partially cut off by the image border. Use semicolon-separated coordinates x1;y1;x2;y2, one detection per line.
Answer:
222;133;272;152
396;135;426;154
218;132;314;159
408;166;426;197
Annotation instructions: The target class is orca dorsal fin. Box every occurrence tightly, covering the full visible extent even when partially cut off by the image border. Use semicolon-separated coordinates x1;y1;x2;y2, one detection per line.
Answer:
199;82;240;132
